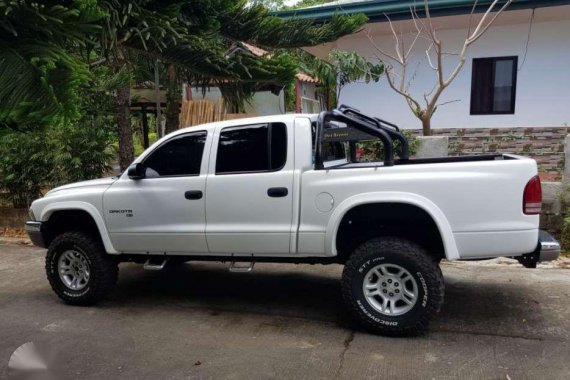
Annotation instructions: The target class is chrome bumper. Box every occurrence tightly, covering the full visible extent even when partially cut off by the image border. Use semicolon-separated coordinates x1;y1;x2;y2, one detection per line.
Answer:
517;230;560;268
25;221;46;248
538;230;560;262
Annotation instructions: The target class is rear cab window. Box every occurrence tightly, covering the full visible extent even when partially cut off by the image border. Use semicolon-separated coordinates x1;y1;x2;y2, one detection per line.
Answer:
311;121;348;168
216;123;287;174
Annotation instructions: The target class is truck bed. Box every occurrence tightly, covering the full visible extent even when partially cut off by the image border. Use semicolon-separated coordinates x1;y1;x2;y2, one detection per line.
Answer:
328;154;516;169
301;152;538;260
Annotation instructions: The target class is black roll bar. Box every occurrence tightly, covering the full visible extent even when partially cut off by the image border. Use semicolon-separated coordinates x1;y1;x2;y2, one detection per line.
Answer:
337;104;409;161
315;110;394;169
374;117;400;131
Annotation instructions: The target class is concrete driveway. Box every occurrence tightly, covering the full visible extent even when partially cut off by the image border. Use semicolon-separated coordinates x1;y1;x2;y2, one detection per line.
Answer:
0;244;569;380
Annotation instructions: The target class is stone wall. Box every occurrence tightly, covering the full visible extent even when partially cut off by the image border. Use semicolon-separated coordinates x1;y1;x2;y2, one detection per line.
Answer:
540;182;567;240
0;208;28;228
414;136;448;158
426;127;569;180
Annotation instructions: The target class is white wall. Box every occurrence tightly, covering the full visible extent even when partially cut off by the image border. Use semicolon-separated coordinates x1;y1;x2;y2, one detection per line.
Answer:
189;86;285;116
336;16;570;129
245;91;285;116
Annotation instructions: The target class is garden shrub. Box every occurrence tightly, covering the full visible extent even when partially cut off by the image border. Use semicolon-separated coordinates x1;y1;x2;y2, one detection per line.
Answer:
0;131;54;208
561;215;570;252
357;130;419;162
0;120;115;208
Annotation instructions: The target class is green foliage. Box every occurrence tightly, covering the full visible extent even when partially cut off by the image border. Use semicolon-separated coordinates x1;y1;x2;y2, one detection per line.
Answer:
0;62;117;207
0;131;54;208
0;0;368;205
250;0;285;10
248;14;368;49
561;213;570;251
257;0;336;10
51;119;115;185
0;119;116;208
287;0;336;9
560;184;570;251
133;132;158;156
284;80;297;113
1;1;367;126
310;49;383;106
357;130;419;162
0;0;103;129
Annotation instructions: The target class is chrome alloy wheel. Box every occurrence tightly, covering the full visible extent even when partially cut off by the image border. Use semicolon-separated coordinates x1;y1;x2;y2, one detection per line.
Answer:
362;263;418;316
57;250;90;291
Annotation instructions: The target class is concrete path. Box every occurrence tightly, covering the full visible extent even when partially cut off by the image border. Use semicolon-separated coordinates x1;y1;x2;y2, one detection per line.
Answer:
0;244;569;379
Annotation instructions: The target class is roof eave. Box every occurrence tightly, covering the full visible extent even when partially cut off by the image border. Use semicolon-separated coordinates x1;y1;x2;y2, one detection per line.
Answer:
273;0;570;23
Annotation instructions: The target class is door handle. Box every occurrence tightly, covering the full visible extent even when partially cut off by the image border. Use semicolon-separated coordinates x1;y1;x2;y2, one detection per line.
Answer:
267;187;288;198
185;190;203;200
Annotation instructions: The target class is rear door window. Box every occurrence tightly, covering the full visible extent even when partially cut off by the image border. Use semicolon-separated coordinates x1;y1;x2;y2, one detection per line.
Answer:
216;123;287;174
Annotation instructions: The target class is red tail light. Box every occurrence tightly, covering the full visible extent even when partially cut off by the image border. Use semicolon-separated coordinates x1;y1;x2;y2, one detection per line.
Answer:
523;175;542;215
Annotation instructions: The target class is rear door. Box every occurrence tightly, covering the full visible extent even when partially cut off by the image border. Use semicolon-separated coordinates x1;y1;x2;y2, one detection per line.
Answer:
205;121;294;255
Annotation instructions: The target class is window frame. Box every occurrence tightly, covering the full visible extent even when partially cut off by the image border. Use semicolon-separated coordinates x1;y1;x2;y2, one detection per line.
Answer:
140;130;208;179
470;56;518;116
215;122;288;175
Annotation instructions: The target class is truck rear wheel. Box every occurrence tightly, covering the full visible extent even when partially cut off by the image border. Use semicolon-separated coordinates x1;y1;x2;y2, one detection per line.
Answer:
46;231;118;305
341;237;444;336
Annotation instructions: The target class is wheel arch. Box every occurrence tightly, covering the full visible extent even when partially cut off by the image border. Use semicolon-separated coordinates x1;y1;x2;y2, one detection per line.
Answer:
40;202;118;254
325;192;459;261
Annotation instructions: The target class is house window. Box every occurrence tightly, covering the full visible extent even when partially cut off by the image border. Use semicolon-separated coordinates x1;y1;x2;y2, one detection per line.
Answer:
470;56;517;115
216;123;287;174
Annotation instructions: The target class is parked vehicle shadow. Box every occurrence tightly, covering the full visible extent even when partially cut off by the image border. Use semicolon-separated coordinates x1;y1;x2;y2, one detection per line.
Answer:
433;269;552;339
110;262;549;338
112;262;347;324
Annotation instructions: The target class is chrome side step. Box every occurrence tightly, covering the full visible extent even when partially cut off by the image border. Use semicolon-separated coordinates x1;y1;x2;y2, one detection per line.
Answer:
143;258;169;271
229;261;255;273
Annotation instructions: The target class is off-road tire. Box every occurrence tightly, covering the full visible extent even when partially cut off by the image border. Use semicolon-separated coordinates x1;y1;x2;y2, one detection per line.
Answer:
46;231;118;305
341;237;444;336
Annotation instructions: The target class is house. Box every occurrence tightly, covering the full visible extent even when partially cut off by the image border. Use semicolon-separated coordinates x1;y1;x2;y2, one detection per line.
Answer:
277;0;570;177
183;71;320;116
183;41;321;116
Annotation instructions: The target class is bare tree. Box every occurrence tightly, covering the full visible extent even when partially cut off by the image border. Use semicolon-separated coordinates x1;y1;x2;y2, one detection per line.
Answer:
367;0;512;135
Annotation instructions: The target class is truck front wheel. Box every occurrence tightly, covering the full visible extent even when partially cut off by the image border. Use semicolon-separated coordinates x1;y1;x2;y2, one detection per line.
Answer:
341;237;444;336
45;231;118;305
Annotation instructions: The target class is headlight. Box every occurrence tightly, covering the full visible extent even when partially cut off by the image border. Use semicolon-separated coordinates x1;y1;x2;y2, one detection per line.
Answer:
28;208;36;221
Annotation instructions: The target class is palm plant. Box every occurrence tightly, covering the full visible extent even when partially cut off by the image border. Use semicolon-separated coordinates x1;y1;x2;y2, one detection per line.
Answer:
1;0;367;171
158;1;366;131
0;0;103;129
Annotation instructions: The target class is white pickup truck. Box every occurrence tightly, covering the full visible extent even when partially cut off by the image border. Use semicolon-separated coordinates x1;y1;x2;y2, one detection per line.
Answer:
26;105;560;336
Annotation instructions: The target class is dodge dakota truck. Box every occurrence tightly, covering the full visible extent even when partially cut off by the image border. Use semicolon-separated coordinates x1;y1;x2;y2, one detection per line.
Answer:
25;105;560;336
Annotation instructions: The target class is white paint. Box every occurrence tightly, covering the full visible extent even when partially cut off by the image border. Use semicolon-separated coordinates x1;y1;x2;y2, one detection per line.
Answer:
322;191;461;260
204;117;296;254
31;114;541;260
331;7;570;129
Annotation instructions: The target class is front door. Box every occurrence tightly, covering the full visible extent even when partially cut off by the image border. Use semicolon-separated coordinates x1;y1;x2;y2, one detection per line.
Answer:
104;130;210;254
205;122;294;255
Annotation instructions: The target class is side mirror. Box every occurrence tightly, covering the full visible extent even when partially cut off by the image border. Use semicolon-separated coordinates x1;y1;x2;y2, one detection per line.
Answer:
127;163;145;180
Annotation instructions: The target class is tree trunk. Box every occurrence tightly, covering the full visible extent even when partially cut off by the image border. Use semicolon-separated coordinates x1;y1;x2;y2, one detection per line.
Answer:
116;85;133;172
421;116;432;136
141;106;149;149
165;64;180;135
